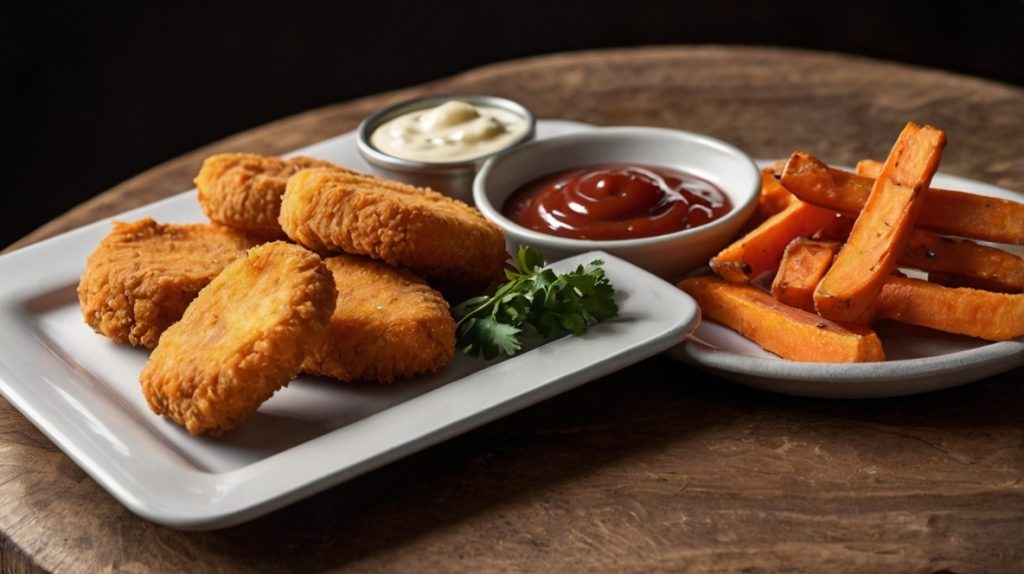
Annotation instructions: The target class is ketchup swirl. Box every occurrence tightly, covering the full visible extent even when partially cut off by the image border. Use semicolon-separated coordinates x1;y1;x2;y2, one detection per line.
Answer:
502;163;732;240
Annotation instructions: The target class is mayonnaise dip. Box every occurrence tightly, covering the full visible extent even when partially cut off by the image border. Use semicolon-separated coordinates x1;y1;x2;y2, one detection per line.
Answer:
370;100;529;163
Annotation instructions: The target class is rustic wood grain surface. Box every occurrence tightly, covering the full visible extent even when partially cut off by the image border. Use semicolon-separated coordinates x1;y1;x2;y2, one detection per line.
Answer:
2;46;1023;573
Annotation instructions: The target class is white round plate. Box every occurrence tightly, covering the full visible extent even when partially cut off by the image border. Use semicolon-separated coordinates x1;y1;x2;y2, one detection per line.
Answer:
666;164;1024;398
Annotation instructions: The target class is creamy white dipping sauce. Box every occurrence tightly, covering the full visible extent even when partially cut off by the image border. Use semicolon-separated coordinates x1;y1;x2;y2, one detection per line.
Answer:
370;100;529;163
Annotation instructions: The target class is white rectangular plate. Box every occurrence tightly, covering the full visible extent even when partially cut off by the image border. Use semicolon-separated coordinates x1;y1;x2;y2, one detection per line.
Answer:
0;121;698;530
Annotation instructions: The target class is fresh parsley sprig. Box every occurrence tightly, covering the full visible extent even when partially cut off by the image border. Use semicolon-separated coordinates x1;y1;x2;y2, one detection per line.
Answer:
452;246;618;359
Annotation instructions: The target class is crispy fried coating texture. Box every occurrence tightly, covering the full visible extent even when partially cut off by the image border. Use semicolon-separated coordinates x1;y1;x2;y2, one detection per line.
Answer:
140;242;336;435
195;153;337;234
279;168;507;295
302;254;456;383
77;218;265;348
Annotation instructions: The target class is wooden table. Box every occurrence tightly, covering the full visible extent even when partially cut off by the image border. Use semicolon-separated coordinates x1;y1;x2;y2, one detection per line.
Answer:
3;46;1023;573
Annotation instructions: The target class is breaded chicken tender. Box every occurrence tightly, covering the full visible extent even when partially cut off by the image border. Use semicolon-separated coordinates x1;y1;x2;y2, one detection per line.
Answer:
302;254;456;383
279;168;507;294
78;218;265;348
140;242;336;435
195;153;337;234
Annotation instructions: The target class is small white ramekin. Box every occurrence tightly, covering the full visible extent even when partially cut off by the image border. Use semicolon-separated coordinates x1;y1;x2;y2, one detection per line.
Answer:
473;126;760;280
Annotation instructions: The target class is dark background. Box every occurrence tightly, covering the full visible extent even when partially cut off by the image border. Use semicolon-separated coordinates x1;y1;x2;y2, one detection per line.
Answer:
3;1;1024;249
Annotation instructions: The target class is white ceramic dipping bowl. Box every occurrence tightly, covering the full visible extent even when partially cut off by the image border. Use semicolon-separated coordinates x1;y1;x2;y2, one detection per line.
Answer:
473;126;760;280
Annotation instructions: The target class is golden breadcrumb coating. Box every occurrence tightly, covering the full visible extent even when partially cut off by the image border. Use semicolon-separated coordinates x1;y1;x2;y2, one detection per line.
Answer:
195;153;337;234
302;254;455;383
77;218;266;348
279;168;507;295
140;242;336;436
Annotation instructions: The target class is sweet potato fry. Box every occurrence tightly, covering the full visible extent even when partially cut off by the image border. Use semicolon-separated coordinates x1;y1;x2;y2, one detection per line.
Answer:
743;169;796;231
678;276;885;362
766;159;787;177
927;272;1021;293
782;151;1024;245
856;159;883;178
710;199;843;283
919;186;1024;245
902;231;1024;293
781;152;873;214
813;122;946;323
771;239;841;311
876;276;1024;341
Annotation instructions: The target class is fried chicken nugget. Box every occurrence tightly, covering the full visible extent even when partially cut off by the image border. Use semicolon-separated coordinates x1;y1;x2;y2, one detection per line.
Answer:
195;153;338;234
302;254;455;383
140;241;336;435
78;218;265;348
279;168;507;294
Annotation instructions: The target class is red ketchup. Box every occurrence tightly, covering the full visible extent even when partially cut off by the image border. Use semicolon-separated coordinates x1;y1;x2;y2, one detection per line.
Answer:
502;163;732;240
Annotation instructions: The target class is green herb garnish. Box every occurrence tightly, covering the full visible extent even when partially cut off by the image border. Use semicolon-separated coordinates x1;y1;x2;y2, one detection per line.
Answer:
452;246;618;359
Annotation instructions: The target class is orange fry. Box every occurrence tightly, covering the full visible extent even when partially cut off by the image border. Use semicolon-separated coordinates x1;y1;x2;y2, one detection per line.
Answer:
771;239;841;311
902;231;1024;293
782;151;1024;245
710;200;843;283
743;168;797;231
814;122;946;323
679;276;885;362
855;159;883;178
877;276;1024;341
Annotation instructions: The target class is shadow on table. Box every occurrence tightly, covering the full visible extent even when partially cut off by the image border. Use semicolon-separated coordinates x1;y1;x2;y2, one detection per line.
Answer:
170;354;1023;569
